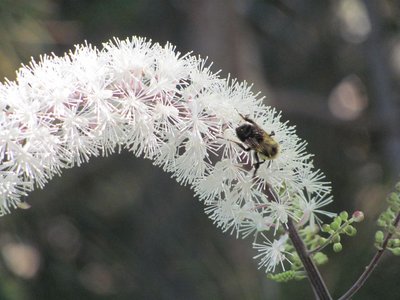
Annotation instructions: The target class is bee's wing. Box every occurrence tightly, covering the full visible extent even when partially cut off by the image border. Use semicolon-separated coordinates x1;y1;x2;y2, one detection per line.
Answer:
246;136;262;149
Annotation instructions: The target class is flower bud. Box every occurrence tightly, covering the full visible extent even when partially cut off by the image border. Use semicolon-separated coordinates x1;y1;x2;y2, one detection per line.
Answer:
352;211;364;222
345;225;357;236
330;221;340;231
332;234;341;243
339;211;349;221
322;224;331;233
395;182;400;193
390;247;400;256
313;252;328;265
333;243;343;252
375;231;384;244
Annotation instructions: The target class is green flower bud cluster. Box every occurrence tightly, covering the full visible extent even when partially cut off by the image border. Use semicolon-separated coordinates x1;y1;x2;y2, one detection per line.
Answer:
268;211;363;283
318;211;361;253
375;184;400;255
267;270;306;282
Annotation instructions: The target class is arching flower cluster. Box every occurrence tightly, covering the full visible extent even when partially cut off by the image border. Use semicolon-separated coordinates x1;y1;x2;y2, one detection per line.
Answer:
0;37;335;273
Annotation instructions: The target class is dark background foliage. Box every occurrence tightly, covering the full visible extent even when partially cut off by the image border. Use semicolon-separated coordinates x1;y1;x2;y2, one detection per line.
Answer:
0;0;399;299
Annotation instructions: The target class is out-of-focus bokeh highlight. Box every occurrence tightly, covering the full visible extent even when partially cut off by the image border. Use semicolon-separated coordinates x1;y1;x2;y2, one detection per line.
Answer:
1;0;400;299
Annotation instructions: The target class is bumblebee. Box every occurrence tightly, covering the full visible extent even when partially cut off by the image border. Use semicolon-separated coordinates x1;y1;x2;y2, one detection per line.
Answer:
233;113;279;176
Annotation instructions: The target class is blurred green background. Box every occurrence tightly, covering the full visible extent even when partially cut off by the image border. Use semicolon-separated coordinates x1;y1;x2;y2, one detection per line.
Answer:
1;0;400;299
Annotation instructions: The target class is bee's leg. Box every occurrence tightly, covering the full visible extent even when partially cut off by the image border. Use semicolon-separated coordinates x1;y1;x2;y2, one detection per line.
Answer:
253;153;266;177
229;140;251;152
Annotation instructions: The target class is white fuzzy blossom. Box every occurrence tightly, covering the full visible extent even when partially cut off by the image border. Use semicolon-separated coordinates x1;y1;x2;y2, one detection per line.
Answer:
253;234;292;272
0;36;335;273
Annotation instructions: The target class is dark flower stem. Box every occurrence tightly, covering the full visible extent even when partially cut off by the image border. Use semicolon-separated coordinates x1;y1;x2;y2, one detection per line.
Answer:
264;184;332;299
287;218;332;300
338;212;400;300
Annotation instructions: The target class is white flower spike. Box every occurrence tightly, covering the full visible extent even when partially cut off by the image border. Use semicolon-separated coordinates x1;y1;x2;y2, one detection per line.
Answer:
0;36;334;273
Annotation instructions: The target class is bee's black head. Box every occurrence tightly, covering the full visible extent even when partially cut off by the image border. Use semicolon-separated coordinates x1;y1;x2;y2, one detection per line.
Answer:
236;124;254;142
